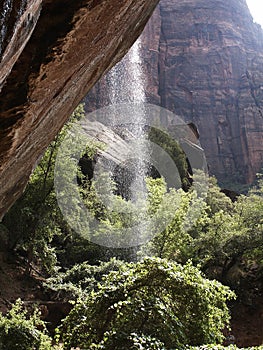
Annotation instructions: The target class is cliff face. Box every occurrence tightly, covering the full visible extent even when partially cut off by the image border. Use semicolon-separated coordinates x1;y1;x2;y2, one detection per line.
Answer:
141;0;263;185
86;0;263;186
0;0;159;219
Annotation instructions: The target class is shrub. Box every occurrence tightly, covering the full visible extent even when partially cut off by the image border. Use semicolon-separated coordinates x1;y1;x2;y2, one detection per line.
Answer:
187;346;263;350
57;257;235;350
45;258;126;300
0;299;52;350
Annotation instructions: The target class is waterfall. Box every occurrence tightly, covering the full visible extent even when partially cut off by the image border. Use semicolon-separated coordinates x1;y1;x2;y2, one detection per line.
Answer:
55;39;209;249
107;37;149;197
107;37;149;245
108;38;146;105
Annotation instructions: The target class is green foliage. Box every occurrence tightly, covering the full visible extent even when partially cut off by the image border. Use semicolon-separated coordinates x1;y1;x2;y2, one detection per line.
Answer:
148;127;191;190
45;258;125;300
1;106;84;273
2;103;102;273
188;346;263;350
57;257;234;350
191;177;263;281
142;173;263;285
88;331;166;350
0;299;52;350
140;177;205;263
205;177;233;215
2;102;263;350
2;133;63;273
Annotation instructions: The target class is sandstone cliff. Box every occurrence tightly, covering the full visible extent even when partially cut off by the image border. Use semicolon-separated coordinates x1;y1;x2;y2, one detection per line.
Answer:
143;0;263;186
86;0;263;187
0;0;159;219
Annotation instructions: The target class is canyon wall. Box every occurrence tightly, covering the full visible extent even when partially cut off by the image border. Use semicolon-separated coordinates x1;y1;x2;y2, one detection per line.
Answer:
0;0;159;219
142;0;263;186
86;0;263;187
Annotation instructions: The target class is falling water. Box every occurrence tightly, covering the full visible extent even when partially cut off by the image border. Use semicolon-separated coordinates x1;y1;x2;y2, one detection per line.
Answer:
108;39;146;105
107;37;149;245
109;38;148;195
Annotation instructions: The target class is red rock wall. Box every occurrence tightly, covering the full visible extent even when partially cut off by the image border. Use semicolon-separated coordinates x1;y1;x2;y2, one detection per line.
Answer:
86;0;263;186
141;0;263;185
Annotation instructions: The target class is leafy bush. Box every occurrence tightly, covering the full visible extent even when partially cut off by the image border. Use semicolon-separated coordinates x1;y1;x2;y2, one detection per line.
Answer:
148;127;191;190
2;103;102;274
88;331;166;349
141;174;263;287
0;299;52;350
187;346;263;350
45;258;125;300
57;257;235;350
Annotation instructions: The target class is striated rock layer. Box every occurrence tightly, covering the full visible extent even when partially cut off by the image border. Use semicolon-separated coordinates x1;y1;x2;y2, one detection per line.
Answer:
142;0;263;186
86;0;263;187
0;0;159;219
